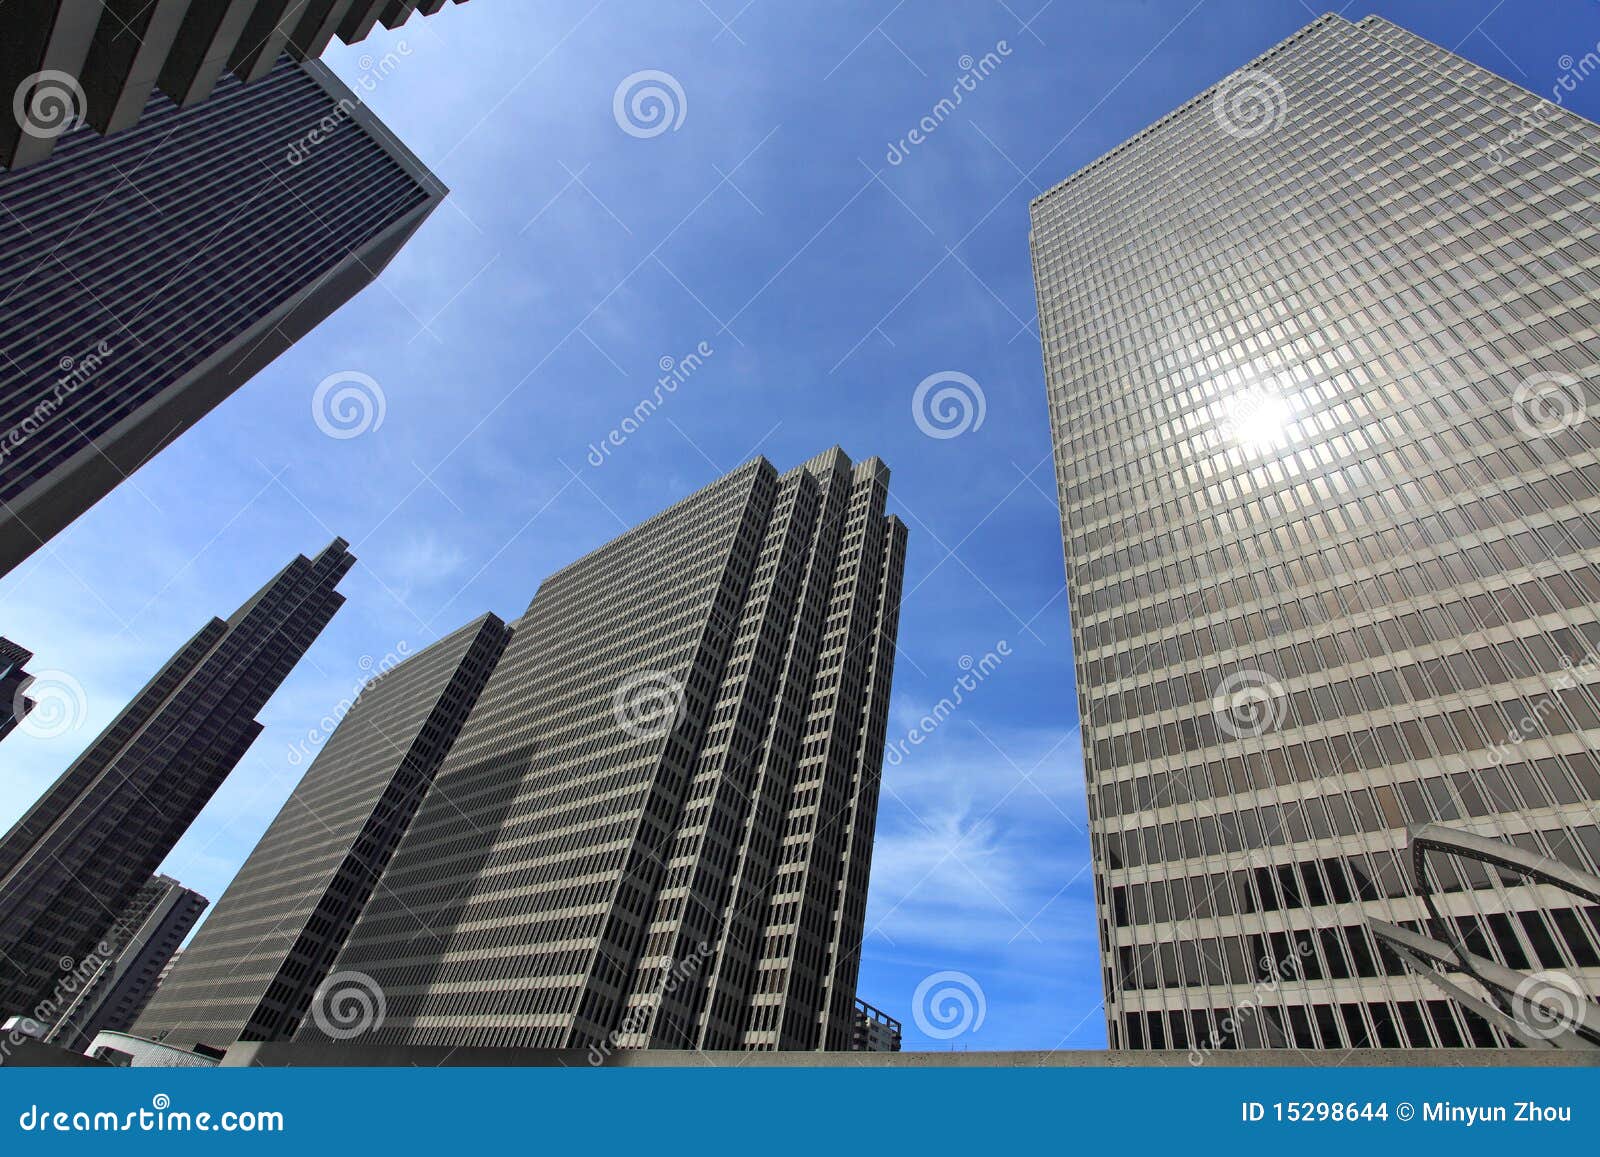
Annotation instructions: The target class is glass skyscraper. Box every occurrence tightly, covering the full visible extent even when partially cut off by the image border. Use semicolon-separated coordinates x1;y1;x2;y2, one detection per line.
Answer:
1031;14;1600;1051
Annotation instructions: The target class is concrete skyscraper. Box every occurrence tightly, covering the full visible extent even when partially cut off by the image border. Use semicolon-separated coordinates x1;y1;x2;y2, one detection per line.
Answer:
133;612;512;1051
1031;14;1600;1051
850;998;902;1052
0;538;355;1019
300;449;907;1052
0;56;444;577
43;874;208;1053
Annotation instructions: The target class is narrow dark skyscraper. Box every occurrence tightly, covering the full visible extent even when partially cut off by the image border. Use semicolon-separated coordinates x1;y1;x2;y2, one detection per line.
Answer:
302;449;907;1052
1031;13;1600;1052
0;56;443;577
0;639;36;743
133;612;512;1052
43;874;208;1053
0;538;355;1019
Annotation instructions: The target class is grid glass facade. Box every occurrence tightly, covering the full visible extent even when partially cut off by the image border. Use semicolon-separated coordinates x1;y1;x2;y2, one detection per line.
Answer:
0;56;442;577
1031;14;1600;1051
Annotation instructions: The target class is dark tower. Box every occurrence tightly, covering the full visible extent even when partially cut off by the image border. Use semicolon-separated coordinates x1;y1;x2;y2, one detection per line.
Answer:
0;639;36;743
0;538;355;1017
43;874;208;1052
0;56;444;576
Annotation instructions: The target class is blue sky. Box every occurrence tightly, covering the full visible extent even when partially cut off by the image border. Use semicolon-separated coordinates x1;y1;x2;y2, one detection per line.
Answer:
3;0;1597;1052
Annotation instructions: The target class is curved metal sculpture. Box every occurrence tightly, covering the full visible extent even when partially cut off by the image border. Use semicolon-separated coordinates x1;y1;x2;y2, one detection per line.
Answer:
1368;823;1600;1050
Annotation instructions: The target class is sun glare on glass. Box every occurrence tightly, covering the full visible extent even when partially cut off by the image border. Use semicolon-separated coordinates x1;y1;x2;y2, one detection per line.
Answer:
1222;388;1293;449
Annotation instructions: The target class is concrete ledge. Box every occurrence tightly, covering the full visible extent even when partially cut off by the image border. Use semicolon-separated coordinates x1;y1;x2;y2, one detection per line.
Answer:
0;1039;110;1067
222;1043;1600;1068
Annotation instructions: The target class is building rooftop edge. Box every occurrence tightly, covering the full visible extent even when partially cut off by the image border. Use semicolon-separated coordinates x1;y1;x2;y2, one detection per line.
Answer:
1028;12;1354;212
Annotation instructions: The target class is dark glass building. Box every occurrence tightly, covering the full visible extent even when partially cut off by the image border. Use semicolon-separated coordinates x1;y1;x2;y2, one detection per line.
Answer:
0;538;354;1018
0;639;36;743
1031;13;1600;1051
301;449;908;1052
43;874;207;1053
1;0;472;168
132;612;512;1051
0;56;444;576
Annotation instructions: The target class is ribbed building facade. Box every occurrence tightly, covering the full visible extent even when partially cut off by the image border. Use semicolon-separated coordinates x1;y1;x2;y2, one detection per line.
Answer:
0;56;443;577
0;538;354;1018
1032;14;1600;1051
0;639;36;743
1;0;471;168
133;612;512;1051
44;874;207;1053
301;449;907;1052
